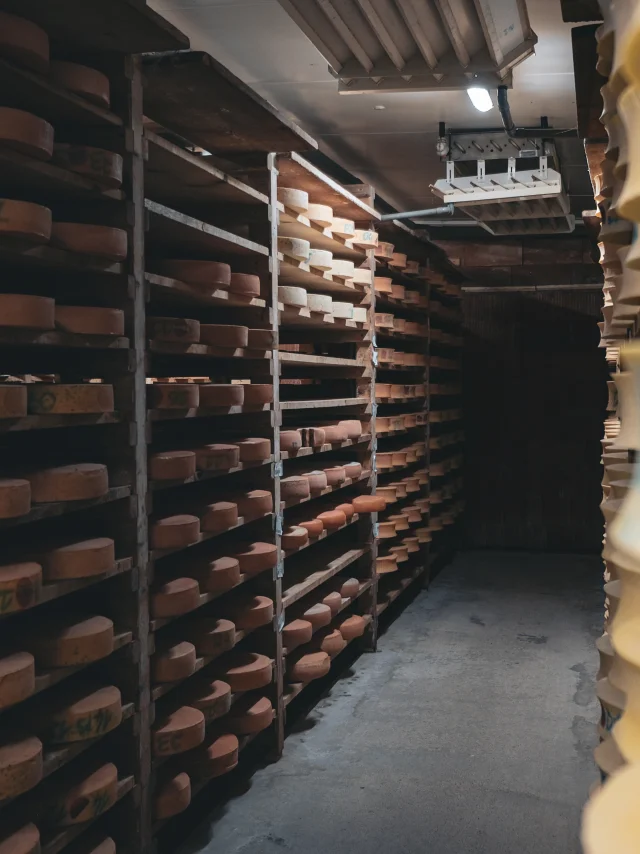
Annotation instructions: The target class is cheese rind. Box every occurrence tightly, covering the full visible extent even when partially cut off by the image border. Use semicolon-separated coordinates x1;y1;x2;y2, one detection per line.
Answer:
151;577;200;618
0;562;42;614
306;204;333;227
307;293;332;314
148;383;199;410
55;306;124;337
227;595;274;630
193;555;240;592
227;695;274;735
32;615;114;667
0;385;27;418
339;614;367;640
199;324;249;348
50;223;127;260
0;107;53;160
0;479;30;518
332;301;354;319
0;12;49;73
235;489;273;518
278;285;307;308
308;248;333;270
155;772;191;820
0;199;51;243
288;651;331;682
47;763;118;825
198;384;244;407
42;537;115;580
216;652;272;692
150;515;200;550
233;542;277;576
283;619;313;650
230;273;260;296
0;652;35;708
48;685;123;743
242;384;273;405
200;502;239;534
153;706;205;756
189;618;236;657
0;823;40;854
278;187;308;212
188;679;232;719
152;641;196;683
27;383;114;415
147;316;199;343
331;217;355;237
27;463;109;503
49;62;111;108
281;475;310;502
236;437;271;462
149;450;196;482
0;735;43;799
278;236;310;261
52;145;123;189
184;733;238;780
157;260;231;289
195;443;239;471
303;602;332;628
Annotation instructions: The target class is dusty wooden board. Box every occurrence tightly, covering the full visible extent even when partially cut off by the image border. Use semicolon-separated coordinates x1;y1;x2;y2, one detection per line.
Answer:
279;256;362;298
282;581;372;655
142;52;316;154
145;272;267;311
278;351;361;369
282;547;367;607
0;485;132;529
0;330;129;350
280;396;369;410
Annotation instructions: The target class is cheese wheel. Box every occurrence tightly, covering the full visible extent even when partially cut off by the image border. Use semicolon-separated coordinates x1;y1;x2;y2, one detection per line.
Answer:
243;384;273;405
308;248;333;270
339;577;360;599
55;305;125;338
149;450;196;482
148;383;199;410
198;385;244;407
332;301;354;319
299;518;324;537
147;316;199;343
151;515;200;550
0;199;51;243
153;706;205;756
49;62;110;108
389;513;410;531
390;252;407;268
393;318;406;332
227;695;274;735
303;602;332;629
0;107;53;160
281;476;310;502
390;385;406;400
0;385;27;419
194;555;240;593
352;494;385;513
50;223;127;260
288;651;330;682
195;443;240;471
376;554;398;574
324;466;346;486
405;321;420;335
48;763;118;825
283;618;313;650
0;735;42;798
404;477;420;493
278;285;307;308
375;314;394;329
391;285;405;299
247;328;274;349
237;437;271;462
322;591;343;615
32;615;114;667
235;489;273;519
322;425;347;443
200;502;239;534
390;544;409;562
392;451;407;467
200;324;248;349
375;277;393;294
352;229;378;248
226;595;273;630
52;145;123;189
27;383;114;415
217;652;272;692
27;463;108;503
376;486;397;505
376;416;391;433
0;562;41;614
330;259;355;278
390;482;408;498
158;260;231;289
282;526;309;550
189;679;232;719
233;542;277;576
331;218;355;238
317;509;347;530
278;236;310;261
377;521;396;538
280;430;303;452
339;419;362;439
152;577;200;618
375;241;394;259
155;772;191;820
184;733;238;780
0;652;34;709
48;684;122;743
335;502;355;520
278;187;308;212
307;293;333;314
152;641;196;683
344;462;363;479
339;614;367;640
351;267;374;284
306;470;328;492
306;204;333;227
41;537;115;580
316;627;346;658
352;307;367;323
404;535;420;552
298;427;325;447
0;12;48;72
0;824;40;854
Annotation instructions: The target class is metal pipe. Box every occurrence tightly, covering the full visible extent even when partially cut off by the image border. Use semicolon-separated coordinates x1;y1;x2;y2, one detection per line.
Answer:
497;86;575;139
379;203;454;222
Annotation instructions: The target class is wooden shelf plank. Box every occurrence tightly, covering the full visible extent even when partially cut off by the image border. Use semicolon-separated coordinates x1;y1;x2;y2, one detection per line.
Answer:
150;511;273;561
0;241;124;275
148;341;271;360
278;208;366;261
0;329;129;350
280;434;371;461
282;548;367;608
146;272;267;312
0;411;123;433
148;406;273;424
283;514;360;559
279;305;366;336
0;148;124;202
278;351;361;369
279;256;363;298
376;565;427;616
0;485;132;529
280;397;369;411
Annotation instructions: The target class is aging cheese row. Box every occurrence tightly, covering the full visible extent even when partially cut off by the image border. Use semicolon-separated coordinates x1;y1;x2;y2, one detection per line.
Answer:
156;261;261;297
0;294;125;339
148;438;271;485
147;379;272;410
0;463;109;518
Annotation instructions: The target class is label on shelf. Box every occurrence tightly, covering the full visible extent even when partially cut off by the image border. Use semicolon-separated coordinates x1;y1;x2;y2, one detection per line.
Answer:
274;513;283;536
373;523;379;538
272;460;284;478
277;561;284;579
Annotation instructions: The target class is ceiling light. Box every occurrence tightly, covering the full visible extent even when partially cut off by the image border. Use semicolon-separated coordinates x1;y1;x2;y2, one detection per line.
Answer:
467;87;493;112
374;105;386;110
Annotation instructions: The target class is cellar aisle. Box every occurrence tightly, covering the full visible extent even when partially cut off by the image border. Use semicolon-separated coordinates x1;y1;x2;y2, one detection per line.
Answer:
182;552;602;854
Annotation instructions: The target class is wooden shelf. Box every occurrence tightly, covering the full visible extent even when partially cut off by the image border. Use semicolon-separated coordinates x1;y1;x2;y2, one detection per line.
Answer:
0;411;122;433
0;329;129;350
150;511;273;562
149;457;273;489
279;256;363;298
280;434;371;461
0;485;132;529
376;564;428;616
280;397;369;411
278;351;362;370
279;305;366;335
283;514;360;559
283;547;367;608
280;470;372;511
148;341;272;361
0;241;124;275
283;581;372;656
278;207;367;261
146;272;267;312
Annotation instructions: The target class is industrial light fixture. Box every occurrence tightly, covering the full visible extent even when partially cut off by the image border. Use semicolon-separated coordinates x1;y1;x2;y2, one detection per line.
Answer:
467;87;493;113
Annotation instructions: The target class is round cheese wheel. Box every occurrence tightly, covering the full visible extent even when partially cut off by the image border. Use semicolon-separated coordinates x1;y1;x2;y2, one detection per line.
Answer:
278;236;310;261
49;764;118;826
195;555;240;592
390;544;409;563
52;145;123;189
300;427;327;447
0;199;51;243
217;652;272;692
390;252;407;268
280;430;303;452
299;518;324;537
48;684;122;744
0;107;53;160
195;443;240;471
317;509;347;530
375;241;394;259
404;536;420;553
332;301;354;319
376;554;398;574
151;577;200;618
158;260;231;289
339;420;362;439
227;595;273;630
306;204;333;227
55;305;124;337
278;285;307;308
376;383;391;399
0;824;40;854
375;314;394;330
391;285;405;299
200;324;248;349
42;537;115;580
237;437;271;462
152;641;196;683
390;481;408;498
376;416;391;433
233;542;277;576
351;267;374;284
282;526;309;550
376;452;393;470
339;578;360;599
322;591;343;615
303;602;332;629
0;652;34;709
27;383;114;415
0;385;27;419
198;385;244;407
416;527;432;543
375;277;393;294
392;451;407;466
243;384;273;405
151;515;200;550
200;502;239;534
315;627;346;658
0;12;48;72
229;273;259;296
288;651;330;682
352;494;385;513
0;735;42;798
393;318;406;333
49;62;110;108
149;450;196;482
278;187;308;212
352;229;378;248
352;307;367;323
344;462;363;479
404;477;420;493
147;316;199;343
308;248;333;270
0;562;41;613
331;259;355;278
377;521;396;538
235;489;273;519
323;425;347;443
185;732;238;780
227;695;274;735
389;513;409;531
50;223;127;260
339;614;367;640
390;386;406;401
27;463;108;503
33;615;114;667
324;466;346;486
306;471;328;492
281;476;310;502
335;503;355;520
247;328;274;349
153;706;205;756
331;218;355;238
148;383;199;410
155;771;191;820
307;293;333;314
188;678;232;719
283;618;313;650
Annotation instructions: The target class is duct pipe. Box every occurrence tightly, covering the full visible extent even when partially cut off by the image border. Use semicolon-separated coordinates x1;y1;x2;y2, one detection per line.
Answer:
379;203;454;222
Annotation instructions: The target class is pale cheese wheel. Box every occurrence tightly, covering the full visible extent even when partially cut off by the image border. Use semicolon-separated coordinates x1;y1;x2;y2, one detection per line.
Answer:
308;248;333;270
147;316;199;343
352;229;378;248
306;204;333;227
153;641;196;683
152;577;200;618
242;384;273;405
317;509;347;530
194;555;240;592
151;515;200;550
0;107;53;160
0;562;41;613
0;199;51;243
288;651;330;682
48;763;118;825
184;732;238;780
300;518;324;537
322;591;343;615
280;430;303;452
377;520;396;538
391;284;405;299
155;772;191;820
217;652;272;692
41;537;115;580
33;615;114;668
226;595;273;630
233;542;277;576
339;577;360;599
282;526;309;551
27;383;114;415
0;12;49;73
0;824;40;854
344;462;363;479
278;187;308;212
198;385;244;407
227;695;274;735
306;470;328;492
316;627;346;658
389;513;409;531
330;259;355;278
199;324;248;349
278;236;310;261
331;217;355;237
148;383;199;410
237;437;271;462
281;476;310;502
322;425;347;443
153;706;205;756
247;328;274;349
332;301;354;319
307;293;332;314
376;553;398;573
50;223;127;260
50;62;111;108
351;267;374;284
0;735;42;799
0;385;27;418
230;273;261;295
338;419;362;439
374;277;393;294
195;443;240;471
352;495;385;513
390;252;407;268
339;614;367;640
27;463;108;503
200;502;239;534
353;307;367;323
188;678;232;719
157;260;231;289
0;652;34;708
52;145;123;189
303;602;332;629
283;618;313;650
48;684;122;743
375;241;394;259
149;450;196;482
278;285;307;308
324;466;346;486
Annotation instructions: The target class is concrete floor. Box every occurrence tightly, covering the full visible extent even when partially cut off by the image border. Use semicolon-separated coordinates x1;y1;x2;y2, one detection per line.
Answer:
182;551;603;854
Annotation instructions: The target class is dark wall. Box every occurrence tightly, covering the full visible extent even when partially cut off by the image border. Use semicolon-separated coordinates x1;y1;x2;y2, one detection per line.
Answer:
462;289;607;553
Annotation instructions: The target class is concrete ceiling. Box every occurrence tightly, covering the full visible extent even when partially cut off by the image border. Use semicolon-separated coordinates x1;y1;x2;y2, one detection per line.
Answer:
148;0;587;217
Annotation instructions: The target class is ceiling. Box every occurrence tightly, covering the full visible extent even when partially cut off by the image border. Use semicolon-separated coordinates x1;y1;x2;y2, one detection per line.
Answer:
148;0;592;222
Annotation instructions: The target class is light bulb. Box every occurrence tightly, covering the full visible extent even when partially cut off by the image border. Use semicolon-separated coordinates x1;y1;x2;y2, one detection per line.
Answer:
467;87;493;112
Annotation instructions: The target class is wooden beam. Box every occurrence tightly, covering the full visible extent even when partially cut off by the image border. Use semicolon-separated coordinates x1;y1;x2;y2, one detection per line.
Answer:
433;236;594;267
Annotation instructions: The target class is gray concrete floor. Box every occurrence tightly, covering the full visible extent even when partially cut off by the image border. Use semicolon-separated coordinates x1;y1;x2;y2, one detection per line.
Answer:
182;551;603;854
